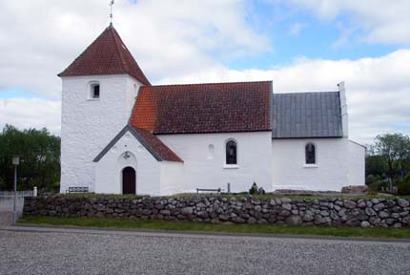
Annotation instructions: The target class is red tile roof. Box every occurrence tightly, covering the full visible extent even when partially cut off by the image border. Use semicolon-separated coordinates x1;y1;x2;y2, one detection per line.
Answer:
130;81;272;134
58;24;150;85
133;127;183;162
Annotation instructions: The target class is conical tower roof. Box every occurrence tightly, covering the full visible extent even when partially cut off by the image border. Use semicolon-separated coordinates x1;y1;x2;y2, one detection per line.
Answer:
59;24;150;85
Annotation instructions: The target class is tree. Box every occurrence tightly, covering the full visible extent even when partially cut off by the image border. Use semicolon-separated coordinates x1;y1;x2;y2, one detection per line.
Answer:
366;155;387;179
370;133;410;184
0;125;60;191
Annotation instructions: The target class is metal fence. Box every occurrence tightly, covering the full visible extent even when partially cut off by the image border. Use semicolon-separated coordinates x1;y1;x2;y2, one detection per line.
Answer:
0;191;34;213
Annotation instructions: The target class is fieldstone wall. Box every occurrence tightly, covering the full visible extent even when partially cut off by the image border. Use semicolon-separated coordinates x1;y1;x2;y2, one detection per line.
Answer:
23;195;410;228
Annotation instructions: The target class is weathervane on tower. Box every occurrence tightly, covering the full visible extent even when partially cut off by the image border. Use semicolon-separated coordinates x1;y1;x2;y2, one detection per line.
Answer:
109;0;115;25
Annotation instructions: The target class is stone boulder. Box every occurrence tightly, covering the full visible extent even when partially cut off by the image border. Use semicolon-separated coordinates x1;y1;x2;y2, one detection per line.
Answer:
341;185;368;194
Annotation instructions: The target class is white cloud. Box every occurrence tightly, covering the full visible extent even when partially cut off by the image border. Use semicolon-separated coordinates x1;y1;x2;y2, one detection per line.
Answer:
331;21;356;49
288;22;305;37
278;0;410;45
0;98;60;134
0;0;269;97
0;1;409;145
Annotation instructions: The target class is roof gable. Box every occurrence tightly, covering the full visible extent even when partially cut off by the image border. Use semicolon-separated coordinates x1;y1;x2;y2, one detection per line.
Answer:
130;81;272;134
272;91;343;138
58;25;150;85
93;125;182;162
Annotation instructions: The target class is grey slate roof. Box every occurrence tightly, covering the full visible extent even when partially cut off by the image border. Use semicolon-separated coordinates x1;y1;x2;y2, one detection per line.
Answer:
272;91;343;138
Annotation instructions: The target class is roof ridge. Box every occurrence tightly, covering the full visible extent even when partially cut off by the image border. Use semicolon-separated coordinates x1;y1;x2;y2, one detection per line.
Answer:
110;26;129;73
108;27;151;85
274;90;339;95
144;80;272;88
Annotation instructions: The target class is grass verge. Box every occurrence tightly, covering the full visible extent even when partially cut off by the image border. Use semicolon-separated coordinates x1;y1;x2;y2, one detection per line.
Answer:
18;216;410;239
35;192;410;201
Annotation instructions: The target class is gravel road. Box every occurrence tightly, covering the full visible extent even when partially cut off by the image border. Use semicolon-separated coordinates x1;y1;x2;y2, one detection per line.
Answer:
1;226;410;275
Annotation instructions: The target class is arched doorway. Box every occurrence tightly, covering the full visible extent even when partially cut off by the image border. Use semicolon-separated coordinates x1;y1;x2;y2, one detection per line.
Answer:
122;167;136;194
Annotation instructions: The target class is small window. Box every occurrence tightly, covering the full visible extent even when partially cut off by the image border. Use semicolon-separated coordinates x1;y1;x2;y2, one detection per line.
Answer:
90;83;100;99
226;140;237;165
305;143;316;164
208;144;215;159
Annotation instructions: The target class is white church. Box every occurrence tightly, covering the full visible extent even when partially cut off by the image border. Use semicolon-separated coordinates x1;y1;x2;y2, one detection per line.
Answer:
59;24;365;196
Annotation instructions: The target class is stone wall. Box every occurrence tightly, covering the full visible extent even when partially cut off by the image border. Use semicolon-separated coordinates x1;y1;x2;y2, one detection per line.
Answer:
23;195;410;228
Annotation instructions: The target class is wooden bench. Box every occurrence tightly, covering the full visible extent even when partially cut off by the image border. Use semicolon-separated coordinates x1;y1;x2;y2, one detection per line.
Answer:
67;187;89;193
196;188;221;194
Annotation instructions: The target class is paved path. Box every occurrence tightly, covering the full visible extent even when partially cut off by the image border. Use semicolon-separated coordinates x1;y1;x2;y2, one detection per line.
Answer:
1;226;410;275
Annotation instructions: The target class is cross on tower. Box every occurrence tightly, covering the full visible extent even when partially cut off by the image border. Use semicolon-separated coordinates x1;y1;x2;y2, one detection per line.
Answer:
109;0;115;25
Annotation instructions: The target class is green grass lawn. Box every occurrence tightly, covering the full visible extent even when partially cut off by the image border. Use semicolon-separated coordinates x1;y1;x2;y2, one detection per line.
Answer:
18;216;410;239
54;192;410;202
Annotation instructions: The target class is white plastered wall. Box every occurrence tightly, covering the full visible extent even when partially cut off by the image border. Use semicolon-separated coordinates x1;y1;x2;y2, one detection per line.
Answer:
95;130;161;195
60;74;142;193
159;161;184;196
272;138;353;191
158;131;273;193
348;140;366;186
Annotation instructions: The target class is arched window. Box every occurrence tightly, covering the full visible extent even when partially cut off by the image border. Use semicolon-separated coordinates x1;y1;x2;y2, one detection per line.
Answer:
305;143;316;164
226;140;237;165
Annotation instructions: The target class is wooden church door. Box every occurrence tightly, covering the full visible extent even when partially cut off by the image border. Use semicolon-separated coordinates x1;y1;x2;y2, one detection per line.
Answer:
122;167;136;194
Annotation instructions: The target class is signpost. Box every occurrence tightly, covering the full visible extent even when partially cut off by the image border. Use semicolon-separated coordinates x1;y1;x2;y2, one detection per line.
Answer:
12;156;19;225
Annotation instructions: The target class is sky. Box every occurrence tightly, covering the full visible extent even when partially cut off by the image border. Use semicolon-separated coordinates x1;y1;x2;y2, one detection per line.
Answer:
0;0;410;145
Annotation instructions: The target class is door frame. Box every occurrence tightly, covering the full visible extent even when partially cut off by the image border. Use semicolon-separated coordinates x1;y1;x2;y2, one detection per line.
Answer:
121;166;136;195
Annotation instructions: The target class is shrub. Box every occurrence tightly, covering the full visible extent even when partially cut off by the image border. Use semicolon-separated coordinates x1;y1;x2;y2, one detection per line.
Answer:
249;182;258;195
249;182;266;195
398;182;410;195
368;182;381;193
366;174;380;185
398;174;410;195
258;187;266;194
